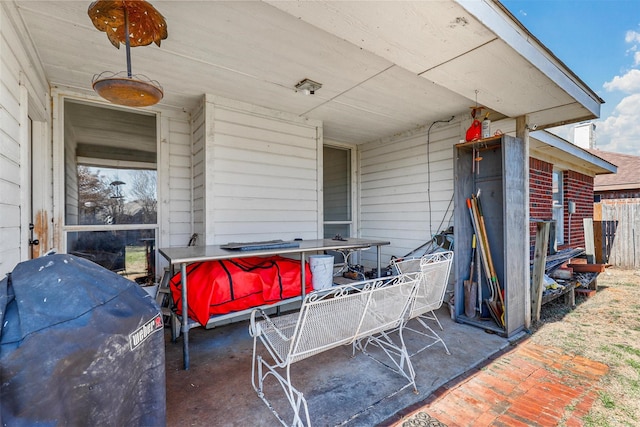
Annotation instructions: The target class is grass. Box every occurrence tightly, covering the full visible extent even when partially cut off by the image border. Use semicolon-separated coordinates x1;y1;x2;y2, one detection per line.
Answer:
614;344;640;358
124;245;149;282
531;268;640;426
599;391;616;409
126;245;146;265
600;344;623;360
584;413;612;427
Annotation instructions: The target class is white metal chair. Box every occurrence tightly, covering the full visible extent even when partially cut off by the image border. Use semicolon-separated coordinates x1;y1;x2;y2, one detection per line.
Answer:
249;273;420;427
391;250;453;355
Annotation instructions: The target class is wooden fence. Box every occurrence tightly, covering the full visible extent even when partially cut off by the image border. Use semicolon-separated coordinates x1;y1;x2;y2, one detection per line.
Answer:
594;200;640;268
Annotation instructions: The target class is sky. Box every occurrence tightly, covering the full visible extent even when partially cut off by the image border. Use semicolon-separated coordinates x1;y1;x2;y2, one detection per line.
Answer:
501;0;640;155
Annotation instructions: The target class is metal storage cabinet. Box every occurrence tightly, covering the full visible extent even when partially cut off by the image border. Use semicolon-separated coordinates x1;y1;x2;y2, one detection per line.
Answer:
453;135;528;337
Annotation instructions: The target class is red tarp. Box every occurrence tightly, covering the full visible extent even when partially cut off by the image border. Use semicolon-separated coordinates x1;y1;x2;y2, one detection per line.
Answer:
170;256;313;325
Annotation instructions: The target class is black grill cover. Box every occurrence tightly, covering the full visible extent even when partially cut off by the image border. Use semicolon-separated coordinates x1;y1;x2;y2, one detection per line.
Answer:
0;254;166;426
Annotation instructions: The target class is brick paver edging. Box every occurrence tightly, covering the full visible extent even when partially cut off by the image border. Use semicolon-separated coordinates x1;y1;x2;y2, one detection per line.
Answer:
385;339;609;427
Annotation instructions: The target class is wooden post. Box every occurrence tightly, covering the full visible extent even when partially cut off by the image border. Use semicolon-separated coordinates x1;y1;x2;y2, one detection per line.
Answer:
593;203;602;221
593;201;604;263
594;222;604;263
515;115;529;141
565;284;576;308
516;115;532;331
584;218;595;264
531;221;550;324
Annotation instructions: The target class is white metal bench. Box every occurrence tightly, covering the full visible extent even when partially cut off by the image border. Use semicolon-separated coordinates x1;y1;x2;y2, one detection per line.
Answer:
390;250;454;356
249;272;421;427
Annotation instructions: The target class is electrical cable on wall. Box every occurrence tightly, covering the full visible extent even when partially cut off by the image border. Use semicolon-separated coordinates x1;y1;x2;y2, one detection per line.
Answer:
436;194;455;235
426;115;455;238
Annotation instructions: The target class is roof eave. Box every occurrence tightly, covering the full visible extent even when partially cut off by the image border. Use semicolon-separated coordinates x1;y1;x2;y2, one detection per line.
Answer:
458;0;604;120
530;130;617;175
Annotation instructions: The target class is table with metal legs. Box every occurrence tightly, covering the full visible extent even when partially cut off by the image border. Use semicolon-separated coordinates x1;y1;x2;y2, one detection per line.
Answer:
159;238;390;369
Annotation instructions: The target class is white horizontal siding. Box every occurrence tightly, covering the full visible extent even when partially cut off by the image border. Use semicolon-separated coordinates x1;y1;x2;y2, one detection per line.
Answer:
0;96;20;149
169;189;191;205
204;96;321;244
0;245;20;278
166;113;193;248
191;99;205;244
0;5;49;275
167;166;191;180
359;119;461;265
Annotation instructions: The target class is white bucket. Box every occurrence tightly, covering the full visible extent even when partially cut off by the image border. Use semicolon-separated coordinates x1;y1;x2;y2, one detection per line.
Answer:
309;255;334;290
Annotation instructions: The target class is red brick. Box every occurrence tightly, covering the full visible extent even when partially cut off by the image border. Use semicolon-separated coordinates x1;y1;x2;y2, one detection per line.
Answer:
473;411;500;426
402;341;607;427
564;416;584;427
494;413;534;427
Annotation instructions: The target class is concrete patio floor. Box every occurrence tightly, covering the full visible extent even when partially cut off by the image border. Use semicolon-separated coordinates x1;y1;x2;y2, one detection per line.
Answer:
164;306;512;426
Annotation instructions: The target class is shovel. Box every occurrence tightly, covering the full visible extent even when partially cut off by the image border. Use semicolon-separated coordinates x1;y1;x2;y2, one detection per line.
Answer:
464;234;477;318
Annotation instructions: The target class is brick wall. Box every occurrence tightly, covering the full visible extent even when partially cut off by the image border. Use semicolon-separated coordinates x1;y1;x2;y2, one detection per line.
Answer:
596;189;640;199
561;170;594;249
529;158;553;255
528;159;595;257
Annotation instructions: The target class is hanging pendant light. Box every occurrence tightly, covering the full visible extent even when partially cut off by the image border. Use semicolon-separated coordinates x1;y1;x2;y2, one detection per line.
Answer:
88;0;168;107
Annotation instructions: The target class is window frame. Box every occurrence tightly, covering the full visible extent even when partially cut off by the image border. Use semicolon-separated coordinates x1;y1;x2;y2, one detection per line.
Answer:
552;168;564;246
322;143;357;239
54;95;160;280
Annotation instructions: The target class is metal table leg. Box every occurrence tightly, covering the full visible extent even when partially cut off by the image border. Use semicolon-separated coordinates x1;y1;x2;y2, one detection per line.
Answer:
181;262;189;370
301;252;306;292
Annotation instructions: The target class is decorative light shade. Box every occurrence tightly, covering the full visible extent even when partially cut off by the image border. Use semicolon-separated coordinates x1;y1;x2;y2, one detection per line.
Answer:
88;1;167;48
92;71;163;107
88;0;167;107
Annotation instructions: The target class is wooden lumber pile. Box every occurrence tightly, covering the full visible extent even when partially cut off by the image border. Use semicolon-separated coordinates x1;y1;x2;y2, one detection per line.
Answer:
542;248;585;274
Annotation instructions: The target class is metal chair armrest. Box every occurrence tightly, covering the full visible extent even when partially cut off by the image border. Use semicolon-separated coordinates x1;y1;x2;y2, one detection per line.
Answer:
249;308;291;342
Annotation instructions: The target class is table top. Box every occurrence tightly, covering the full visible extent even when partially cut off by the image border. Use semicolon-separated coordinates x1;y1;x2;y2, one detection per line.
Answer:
159;238;390;265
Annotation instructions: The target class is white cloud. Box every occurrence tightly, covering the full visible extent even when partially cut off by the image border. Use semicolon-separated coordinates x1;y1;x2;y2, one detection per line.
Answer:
587;30;640;155
625;30;640;43
594;93;640;155
603;69;640;93
547;124;573;142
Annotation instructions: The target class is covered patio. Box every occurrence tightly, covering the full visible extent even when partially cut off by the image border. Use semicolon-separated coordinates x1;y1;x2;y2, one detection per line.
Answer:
5;0;602;272
0;1;609;425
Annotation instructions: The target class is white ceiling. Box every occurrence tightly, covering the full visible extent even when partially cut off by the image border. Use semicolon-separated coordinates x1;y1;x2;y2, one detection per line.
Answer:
12;0;602;144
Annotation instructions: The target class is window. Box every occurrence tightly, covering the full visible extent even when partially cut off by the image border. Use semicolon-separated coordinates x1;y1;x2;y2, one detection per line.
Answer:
552;169;564;245
63;100;158;283
323;146;353;239
323;145;357;269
